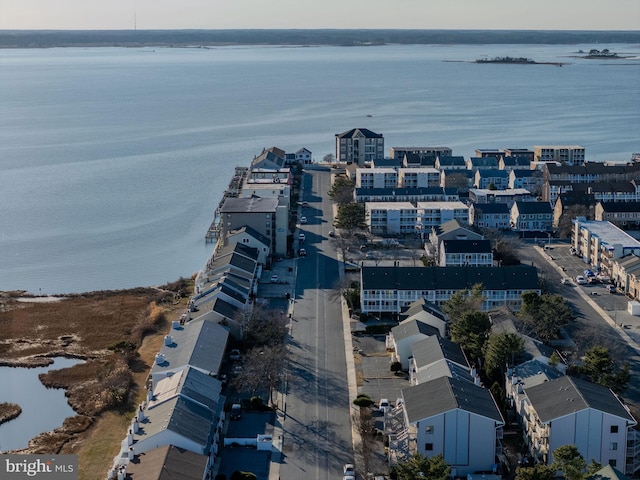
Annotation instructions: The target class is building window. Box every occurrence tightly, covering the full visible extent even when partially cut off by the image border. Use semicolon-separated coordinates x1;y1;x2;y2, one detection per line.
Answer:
609;442;618;451
609;460;617;467
425;425;434;434
611;425;619;433
425;443;433;451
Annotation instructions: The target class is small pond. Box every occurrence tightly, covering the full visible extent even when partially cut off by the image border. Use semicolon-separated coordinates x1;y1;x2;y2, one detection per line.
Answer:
0;357;82;452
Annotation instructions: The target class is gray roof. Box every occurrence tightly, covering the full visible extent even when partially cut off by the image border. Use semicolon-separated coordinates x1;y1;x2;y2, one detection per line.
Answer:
400;298;446;321
588;465;629;480
151;365;223;412
431;219;480;238
138;395;213;449
599;201;640;212
469;157;499;168
511;169;540;178
228;225;271;247
372;158;402;168
441;239;492;254
402;376;503;424
573;181;637;193
437;155;466;166
336;128;383;139
441;169;475;178
355;187;457;197
471;203;510;214
126;445;209;480
547;162;640;176
415;359;474;385
392;319;440;343
513;201;553;214
476;169;508;179
502;156;532;166
524;376;636;424
151;319;229;378
211;296;241;319
410;336;468;370
361;265;539;292
510;359;563;389
220;196;279;213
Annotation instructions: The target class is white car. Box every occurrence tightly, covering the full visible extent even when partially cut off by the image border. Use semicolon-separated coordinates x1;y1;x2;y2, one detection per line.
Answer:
300;216;307;224
299;233;305;243
270;274;279;283
379;398;391;414
343;464;355;476
576;275;586;285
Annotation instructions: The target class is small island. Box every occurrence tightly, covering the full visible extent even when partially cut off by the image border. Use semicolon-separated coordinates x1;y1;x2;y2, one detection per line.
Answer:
0;402;22;425
576;48;631;59
475;56;565;66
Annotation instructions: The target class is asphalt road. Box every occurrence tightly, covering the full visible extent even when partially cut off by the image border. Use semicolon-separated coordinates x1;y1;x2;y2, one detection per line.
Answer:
278;169;354;480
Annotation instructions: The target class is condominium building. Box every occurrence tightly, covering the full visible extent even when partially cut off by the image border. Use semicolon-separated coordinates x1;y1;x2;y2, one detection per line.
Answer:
534;145;586;166
355;167;398;189
572;218;640;275
335;128;384;166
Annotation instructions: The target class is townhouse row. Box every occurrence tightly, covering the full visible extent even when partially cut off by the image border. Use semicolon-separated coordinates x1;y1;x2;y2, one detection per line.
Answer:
381;298;640;475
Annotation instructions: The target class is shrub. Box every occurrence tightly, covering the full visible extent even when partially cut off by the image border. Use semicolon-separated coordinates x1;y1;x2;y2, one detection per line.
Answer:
390;361;402;373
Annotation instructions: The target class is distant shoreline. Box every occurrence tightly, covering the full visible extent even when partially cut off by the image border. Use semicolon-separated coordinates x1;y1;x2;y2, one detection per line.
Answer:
1;29;639;49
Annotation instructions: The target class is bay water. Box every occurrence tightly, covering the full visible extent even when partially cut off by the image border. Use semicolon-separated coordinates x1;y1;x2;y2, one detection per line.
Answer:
0;43;638;294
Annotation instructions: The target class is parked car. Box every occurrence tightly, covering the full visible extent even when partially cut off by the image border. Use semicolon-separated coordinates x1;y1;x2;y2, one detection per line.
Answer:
379;398;391;414
301;201;309;207
576;275;587;285
343;464;355;476
607;284;616;293
584;269;595;277
271;274;279;283
300;216;307;224
328;230;335;237
230;403;242;420
229;349;241;361
299;233;305;243
299;248;307;257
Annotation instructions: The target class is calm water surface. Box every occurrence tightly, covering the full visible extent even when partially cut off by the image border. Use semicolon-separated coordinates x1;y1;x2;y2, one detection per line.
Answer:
0;357;82;451
0;44;638;294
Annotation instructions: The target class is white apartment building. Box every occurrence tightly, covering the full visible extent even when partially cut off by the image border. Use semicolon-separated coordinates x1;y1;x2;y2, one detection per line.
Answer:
534;145;586;166
398;168;441;188
417;201;469;230
355;167;398;189
366;202;418;235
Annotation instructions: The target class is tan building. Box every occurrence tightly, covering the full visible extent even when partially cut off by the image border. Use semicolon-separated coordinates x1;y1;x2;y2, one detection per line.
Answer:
219;196;288;256
534;145;586;166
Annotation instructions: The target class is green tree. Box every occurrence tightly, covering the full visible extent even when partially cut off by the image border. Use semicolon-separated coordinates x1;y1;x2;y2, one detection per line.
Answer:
484;332;525;380
328;176;355;205
353;393;375;409
552;445;587;480
515;463;556;480
334;202;367;229
572;345;631;394
450;311;491;364
395;453;451;480
442;283;485;320
518;292;572;342
493;239;521;266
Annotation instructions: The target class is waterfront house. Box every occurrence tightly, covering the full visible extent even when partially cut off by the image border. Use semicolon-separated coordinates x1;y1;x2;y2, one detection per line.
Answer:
149;319;229;386
250;147;286;170
225;225;271;265
219;196;287;256
335;128;384;166
125;445;209;480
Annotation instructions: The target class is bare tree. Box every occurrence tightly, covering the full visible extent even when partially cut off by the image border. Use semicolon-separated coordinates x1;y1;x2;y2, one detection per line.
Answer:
233;344;288;404
352;406;375;476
